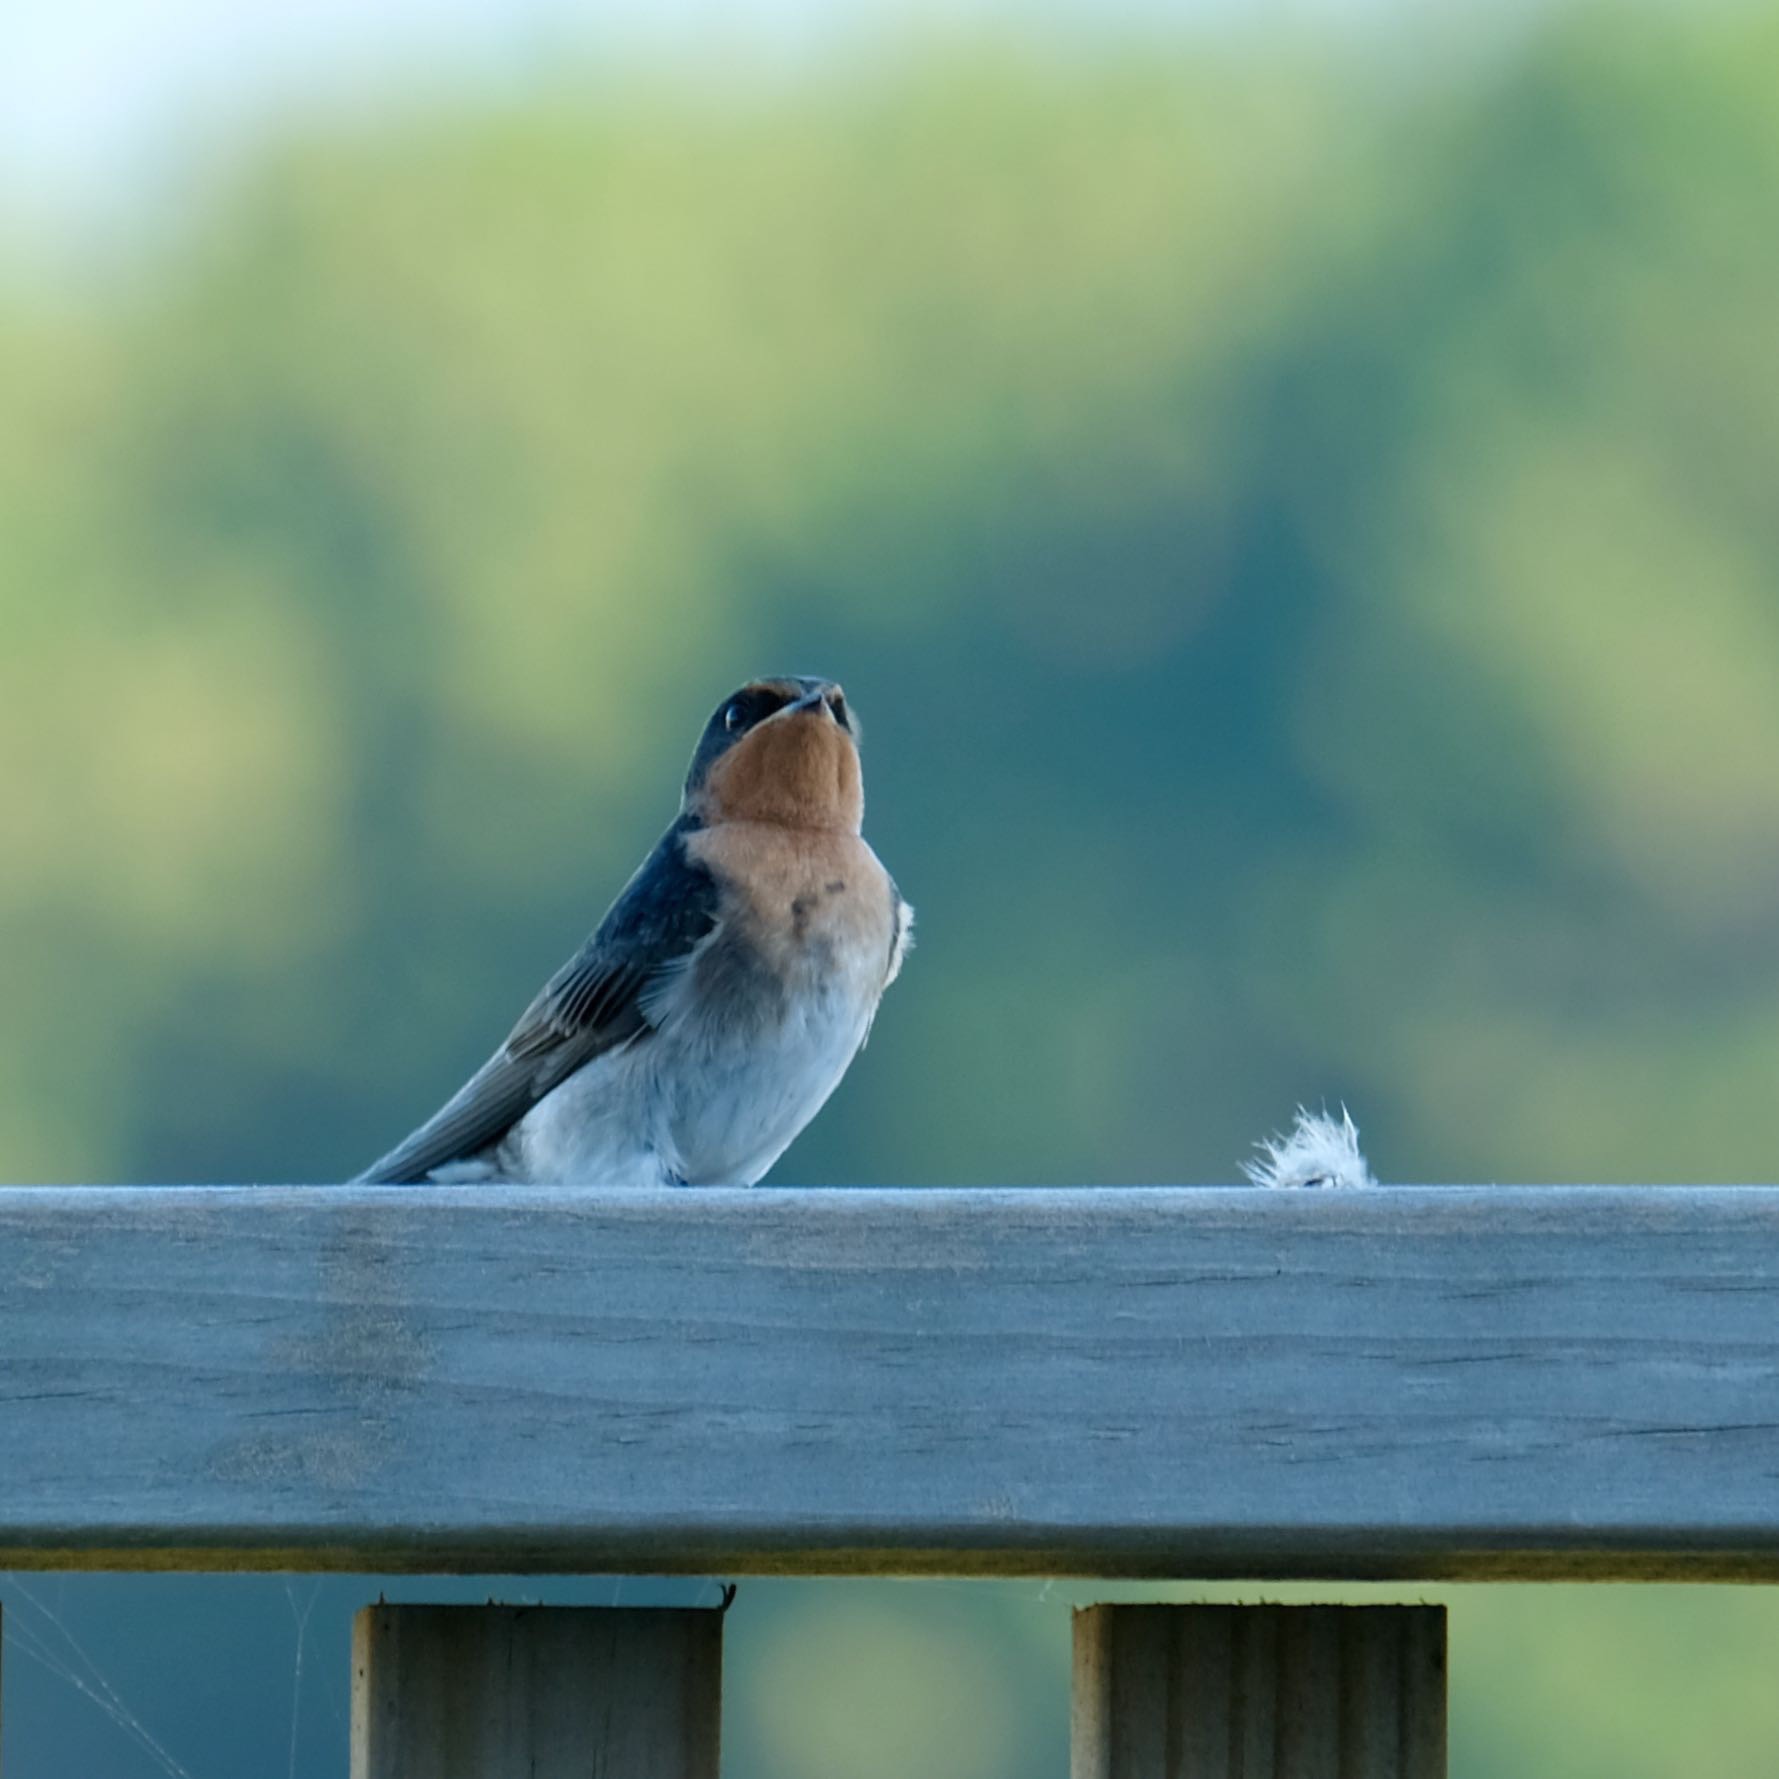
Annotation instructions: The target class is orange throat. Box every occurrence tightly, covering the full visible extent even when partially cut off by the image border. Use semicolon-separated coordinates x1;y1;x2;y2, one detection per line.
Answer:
699;711;864;832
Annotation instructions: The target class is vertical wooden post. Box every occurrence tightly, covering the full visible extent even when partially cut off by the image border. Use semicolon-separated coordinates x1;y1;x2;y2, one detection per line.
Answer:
351;1604;722;1779
1073;1604;1445;1779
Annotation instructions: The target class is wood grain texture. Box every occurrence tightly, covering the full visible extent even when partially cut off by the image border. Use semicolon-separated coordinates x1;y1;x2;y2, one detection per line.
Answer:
2;1186;1779;1577
1073;1606;1446;1779
350;1605;721;1779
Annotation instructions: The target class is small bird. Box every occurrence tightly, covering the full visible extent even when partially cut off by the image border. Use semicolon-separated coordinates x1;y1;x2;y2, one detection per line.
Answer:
357;676;911;1186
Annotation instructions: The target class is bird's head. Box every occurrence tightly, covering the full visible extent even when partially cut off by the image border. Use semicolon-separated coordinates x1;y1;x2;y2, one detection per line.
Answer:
683;676;863;832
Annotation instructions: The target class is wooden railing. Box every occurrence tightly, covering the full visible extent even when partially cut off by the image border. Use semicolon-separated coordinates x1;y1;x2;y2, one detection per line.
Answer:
4;1185;1776;1774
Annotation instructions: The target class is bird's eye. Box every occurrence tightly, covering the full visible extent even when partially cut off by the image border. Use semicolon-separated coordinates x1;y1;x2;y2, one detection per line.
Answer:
830;692;851;732
723;700;748;734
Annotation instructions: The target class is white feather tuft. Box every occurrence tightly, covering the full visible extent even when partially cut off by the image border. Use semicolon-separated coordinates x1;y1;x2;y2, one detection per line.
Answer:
1243;1106;1377;1190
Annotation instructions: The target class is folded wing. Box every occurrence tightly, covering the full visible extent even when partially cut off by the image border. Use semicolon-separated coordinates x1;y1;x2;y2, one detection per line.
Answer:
355;823;720;1183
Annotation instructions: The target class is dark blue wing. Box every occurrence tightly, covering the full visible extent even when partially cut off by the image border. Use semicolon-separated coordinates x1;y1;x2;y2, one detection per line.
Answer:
355;820;720;1184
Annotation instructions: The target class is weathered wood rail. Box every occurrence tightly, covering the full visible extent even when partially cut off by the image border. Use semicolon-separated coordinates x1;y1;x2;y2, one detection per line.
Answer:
4;1185;1777;1578
2;1185;1776;1774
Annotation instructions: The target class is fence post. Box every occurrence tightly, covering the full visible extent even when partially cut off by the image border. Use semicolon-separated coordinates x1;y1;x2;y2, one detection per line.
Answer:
1073;1604;1445;1779
350;1604;723;1779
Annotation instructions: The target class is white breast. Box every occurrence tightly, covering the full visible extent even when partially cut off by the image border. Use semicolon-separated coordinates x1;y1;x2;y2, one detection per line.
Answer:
506;868;898;1187
658;958;881;1185
506;969;878;1187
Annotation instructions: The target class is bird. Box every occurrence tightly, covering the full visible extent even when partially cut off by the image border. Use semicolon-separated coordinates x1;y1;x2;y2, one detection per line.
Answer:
356;676;912;1186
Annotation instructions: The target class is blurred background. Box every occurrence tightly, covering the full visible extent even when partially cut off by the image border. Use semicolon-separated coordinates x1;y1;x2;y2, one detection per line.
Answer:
6;0;1779;1772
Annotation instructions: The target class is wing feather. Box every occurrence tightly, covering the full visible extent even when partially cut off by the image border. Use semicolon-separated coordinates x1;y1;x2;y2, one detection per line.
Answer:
355;822;720;1183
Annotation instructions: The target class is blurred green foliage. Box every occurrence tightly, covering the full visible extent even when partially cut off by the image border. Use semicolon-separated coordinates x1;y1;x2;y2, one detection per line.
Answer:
5;8;1779;1776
